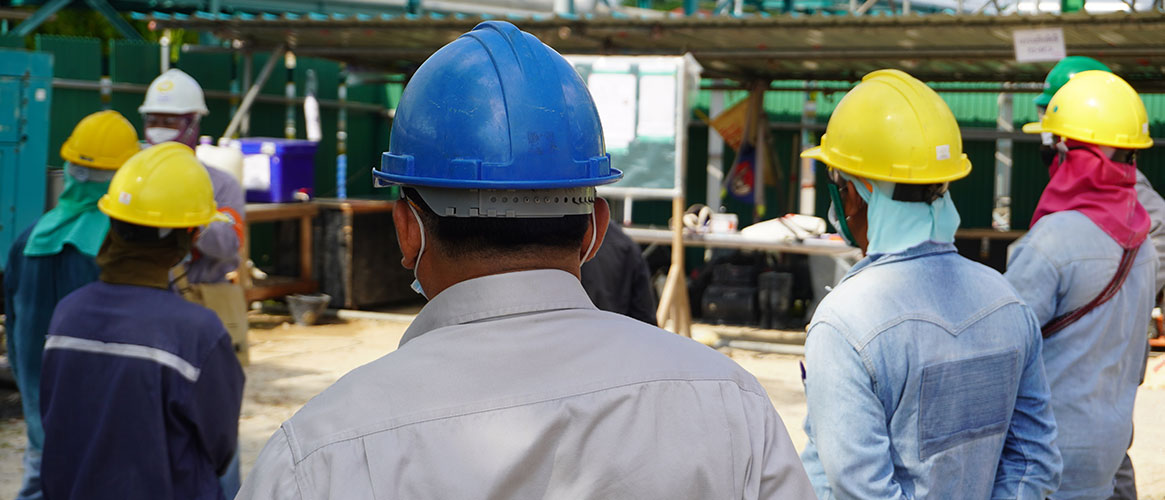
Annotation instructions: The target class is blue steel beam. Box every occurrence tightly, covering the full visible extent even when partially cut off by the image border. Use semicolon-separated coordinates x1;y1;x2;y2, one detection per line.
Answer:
85;0;144;40
10;0;71;37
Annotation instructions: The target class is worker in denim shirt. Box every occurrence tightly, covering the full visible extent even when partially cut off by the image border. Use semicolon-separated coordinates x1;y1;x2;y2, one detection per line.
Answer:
799;69;1061;499
1009;71;1157;500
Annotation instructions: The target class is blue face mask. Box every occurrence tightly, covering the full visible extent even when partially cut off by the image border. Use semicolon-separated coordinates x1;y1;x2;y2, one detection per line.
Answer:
836;170;961;255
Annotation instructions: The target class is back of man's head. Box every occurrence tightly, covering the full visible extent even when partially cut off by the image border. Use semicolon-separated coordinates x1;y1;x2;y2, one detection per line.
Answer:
402;188;589;260
373;22;624;295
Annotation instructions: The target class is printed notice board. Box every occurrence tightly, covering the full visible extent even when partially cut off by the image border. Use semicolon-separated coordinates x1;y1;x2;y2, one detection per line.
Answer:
566;55;700;199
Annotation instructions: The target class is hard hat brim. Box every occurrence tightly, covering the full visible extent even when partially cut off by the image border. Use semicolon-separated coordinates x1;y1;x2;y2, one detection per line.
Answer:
372;168;625;190
138;104;211;116
1032;93;1053;108
800;146;825;161
1021;122;1045;134
97;195;219;228
802;146;971;184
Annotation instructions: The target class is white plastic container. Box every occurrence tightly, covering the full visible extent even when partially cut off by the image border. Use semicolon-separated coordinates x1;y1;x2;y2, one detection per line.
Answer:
196;141;245;183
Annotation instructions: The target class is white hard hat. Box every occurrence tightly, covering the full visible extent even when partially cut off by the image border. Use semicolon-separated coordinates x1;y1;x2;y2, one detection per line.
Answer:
139;69;209;116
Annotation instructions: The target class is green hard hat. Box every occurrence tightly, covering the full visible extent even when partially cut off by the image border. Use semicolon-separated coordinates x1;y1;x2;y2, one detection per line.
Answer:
1034;56;1112;107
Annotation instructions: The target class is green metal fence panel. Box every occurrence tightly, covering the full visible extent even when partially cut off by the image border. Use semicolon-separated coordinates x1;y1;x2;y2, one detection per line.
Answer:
1141;94;1165;192
177;51;235;138
0;36;24;49
345;83;389;199
298;57;340;101
109;39;160;134
35;35;101;167
949;140;996;229
1009;143;1048;230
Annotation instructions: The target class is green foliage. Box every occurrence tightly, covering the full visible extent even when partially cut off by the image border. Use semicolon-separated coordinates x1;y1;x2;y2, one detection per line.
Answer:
4;6;196;51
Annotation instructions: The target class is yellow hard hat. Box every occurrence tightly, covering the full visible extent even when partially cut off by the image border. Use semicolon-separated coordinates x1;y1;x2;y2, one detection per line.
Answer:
1021;70;1152;149
60;110;141;170
98;143;223;228
801;69;971;184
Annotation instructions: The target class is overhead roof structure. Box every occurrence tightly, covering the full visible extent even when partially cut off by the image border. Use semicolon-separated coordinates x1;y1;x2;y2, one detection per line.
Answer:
142;10;1165;88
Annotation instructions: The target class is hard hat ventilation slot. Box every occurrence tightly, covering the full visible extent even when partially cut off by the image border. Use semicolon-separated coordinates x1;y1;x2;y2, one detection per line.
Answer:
412;185;597;218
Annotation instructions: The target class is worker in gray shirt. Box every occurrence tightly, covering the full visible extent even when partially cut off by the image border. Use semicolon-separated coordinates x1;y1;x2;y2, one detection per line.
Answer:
239;21;813;500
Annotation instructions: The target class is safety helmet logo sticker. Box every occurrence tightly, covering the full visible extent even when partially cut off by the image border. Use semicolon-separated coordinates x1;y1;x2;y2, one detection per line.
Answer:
936;145;950;161
119;192;132;205
157;80;174;92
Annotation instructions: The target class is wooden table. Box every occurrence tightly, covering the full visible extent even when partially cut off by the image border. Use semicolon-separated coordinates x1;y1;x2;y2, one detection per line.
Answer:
242;202;320;302
312;198;403;309
624;226;860;256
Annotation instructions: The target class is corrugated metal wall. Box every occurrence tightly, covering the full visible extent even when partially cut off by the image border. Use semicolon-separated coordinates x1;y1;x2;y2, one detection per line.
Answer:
20;38;392;271
28;38;390;202
35;36;101;165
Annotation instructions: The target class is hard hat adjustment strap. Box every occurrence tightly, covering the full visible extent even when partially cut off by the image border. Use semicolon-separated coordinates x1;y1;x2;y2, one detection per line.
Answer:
411;185;596;218
891;182;949;204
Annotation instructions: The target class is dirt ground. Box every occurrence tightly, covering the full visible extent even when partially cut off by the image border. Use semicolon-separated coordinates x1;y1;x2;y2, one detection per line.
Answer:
1;315;1164;497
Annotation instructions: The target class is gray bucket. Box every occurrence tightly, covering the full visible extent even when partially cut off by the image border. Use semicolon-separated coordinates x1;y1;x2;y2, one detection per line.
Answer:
286;293;331;326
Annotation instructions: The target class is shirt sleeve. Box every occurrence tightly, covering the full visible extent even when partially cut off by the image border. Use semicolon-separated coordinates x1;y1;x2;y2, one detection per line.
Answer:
802;322;908;500
237;427;303;500
1004;237;1062;326
991;310;1062;500
186;334;245;475
745;393;816;500
1134;170;1165;293
194;169;245;264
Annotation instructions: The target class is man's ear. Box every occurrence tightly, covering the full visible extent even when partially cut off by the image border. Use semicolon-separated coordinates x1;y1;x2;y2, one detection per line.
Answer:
393;200;421;270
581;197;611;263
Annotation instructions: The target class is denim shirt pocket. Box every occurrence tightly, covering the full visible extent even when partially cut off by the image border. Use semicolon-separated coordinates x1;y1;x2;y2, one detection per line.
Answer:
918;350;1019;461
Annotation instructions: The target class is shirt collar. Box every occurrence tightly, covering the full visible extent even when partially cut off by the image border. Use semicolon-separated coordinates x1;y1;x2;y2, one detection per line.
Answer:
839;241;958;286
400;269;598;347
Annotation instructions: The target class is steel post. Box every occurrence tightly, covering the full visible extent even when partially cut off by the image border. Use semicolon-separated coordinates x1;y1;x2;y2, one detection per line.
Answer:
223;45;285;141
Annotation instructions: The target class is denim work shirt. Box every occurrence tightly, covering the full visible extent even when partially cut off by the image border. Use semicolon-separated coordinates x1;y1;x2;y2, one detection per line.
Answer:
239;269;814;499
801;241;1061;499
1005;211;1156;499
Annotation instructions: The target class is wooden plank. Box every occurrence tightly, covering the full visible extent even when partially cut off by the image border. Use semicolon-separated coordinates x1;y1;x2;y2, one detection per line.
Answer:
314;198;395;215
245;279;319;302
245;202;319;223
625;226;859;256
955;228;1027;240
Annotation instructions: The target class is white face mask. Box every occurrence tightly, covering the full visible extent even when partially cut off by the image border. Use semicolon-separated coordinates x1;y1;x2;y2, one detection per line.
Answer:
145;127;181;145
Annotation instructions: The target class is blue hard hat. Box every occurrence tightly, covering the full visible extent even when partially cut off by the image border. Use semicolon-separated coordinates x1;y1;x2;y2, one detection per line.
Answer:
374;21;622;190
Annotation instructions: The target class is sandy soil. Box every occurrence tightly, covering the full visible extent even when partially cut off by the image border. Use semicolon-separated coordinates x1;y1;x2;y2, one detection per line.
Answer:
1;316;1163;497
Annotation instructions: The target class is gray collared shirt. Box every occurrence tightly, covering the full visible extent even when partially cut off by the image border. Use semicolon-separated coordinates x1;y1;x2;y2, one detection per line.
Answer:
239;269;812;499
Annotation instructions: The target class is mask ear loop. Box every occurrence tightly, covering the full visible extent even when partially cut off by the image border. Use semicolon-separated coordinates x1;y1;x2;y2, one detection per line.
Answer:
581;210;597;265
827;182;857;246
405;199;428;297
